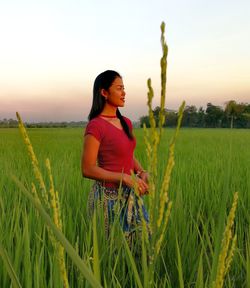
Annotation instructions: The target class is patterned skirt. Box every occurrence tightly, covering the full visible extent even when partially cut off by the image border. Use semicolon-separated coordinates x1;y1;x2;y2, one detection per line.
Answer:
88;181;150;240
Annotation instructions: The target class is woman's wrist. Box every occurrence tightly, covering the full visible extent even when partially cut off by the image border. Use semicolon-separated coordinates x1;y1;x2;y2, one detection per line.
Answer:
136;169;147;177
121;173;129;184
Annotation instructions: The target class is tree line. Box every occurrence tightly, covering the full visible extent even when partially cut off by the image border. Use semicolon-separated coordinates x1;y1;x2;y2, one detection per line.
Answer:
140;100;250;128
0;119;87;128
1;100;250;129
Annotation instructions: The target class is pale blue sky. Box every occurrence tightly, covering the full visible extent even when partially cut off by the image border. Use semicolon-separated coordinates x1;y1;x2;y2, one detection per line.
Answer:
0;0;249;121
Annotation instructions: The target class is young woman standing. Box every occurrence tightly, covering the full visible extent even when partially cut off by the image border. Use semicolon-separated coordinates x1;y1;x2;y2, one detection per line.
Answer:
81;70;149;239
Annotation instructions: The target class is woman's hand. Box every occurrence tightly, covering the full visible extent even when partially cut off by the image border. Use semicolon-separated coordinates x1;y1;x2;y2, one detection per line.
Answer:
139;171;149;184
122;174;149;196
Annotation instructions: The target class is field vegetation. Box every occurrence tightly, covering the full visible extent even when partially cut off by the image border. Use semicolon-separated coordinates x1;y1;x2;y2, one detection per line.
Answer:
0;127;249;287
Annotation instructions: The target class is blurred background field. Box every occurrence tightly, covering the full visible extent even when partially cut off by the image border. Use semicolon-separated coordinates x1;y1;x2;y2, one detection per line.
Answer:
0;127;249;287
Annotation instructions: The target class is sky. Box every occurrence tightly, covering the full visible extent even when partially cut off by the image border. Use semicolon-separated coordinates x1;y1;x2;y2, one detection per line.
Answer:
0;0;249;122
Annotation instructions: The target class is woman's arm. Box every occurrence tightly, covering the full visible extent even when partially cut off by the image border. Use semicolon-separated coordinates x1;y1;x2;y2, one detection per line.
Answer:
82;135;148;193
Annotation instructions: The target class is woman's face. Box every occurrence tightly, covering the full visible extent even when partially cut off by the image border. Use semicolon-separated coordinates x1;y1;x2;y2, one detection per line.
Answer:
102;77;126;107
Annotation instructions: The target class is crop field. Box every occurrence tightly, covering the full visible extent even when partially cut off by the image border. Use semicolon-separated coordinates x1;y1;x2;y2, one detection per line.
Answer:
0;127;249;287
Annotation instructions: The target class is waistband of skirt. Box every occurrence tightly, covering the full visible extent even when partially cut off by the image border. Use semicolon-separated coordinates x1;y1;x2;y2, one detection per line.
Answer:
94;181;132;197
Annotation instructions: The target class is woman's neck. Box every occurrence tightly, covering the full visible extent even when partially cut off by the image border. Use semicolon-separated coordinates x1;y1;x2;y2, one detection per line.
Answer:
101;104;117;116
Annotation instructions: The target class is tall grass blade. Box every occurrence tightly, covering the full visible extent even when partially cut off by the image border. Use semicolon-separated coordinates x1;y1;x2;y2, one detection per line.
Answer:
212;192;238;288
210;130;234;283
92;209;101;282
0;241;22;288
141;229;149;288
23;212;32;288
195;249;204;288
246;234;250;288
123;234;143;288
11;175;102;288
176;237;184;288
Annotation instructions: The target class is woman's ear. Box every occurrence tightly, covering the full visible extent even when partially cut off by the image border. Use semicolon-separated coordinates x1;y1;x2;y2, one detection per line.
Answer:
100;89;108;99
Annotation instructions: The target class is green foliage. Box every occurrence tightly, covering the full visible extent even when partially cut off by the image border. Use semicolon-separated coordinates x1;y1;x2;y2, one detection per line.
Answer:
140;101;250;128
1;128;249;287
12;175;101;288
0;241;22;288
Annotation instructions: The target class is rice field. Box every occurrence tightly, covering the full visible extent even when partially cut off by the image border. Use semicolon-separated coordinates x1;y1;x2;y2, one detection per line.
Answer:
0;127;249;287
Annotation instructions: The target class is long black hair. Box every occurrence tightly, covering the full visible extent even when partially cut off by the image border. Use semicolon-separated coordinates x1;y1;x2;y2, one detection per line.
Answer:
88;70;133;140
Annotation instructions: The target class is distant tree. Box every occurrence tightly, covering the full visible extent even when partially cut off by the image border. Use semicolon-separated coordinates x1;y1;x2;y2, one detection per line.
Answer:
152;106;167;127
139;106;168;128
225;100;238;128
242;112;250;128
9;119;18;127
140;116;150;128
242;104;250;128
182;105;198;127
224;101;249;128
205;103;224;128
0;118;18;128
236;103;250;128
165;112;177;127
197;107;206;127
136;101;250;129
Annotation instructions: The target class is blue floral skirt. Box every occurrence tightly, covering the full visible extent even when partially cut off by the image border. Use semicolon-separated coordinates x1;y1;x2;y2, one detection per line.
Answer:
88;181;150;239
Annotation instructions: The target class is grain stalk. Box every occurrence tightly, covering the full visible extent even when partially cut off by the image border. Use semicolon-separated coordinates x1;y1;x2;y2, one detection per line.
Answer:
159;22;168;133
16;112;49;210
12;175;102;288
46;159;69;288
212;192;238;288
16;113;69;288
143;21;185;285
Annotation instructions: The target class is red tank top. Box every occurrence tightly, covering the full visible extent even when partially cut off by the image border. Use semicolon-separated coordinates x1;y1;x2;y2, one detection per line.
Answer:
84;116;136;187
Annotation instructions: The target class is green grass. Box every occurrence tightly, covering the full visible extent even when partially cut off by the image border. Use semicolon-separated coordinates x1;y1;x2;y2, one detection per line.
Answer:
0;127;249;287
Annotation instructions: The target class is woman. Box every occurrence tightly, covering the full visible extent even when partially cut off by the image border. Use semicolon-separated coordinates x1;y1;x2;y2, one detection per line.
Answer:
81;70;149;239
